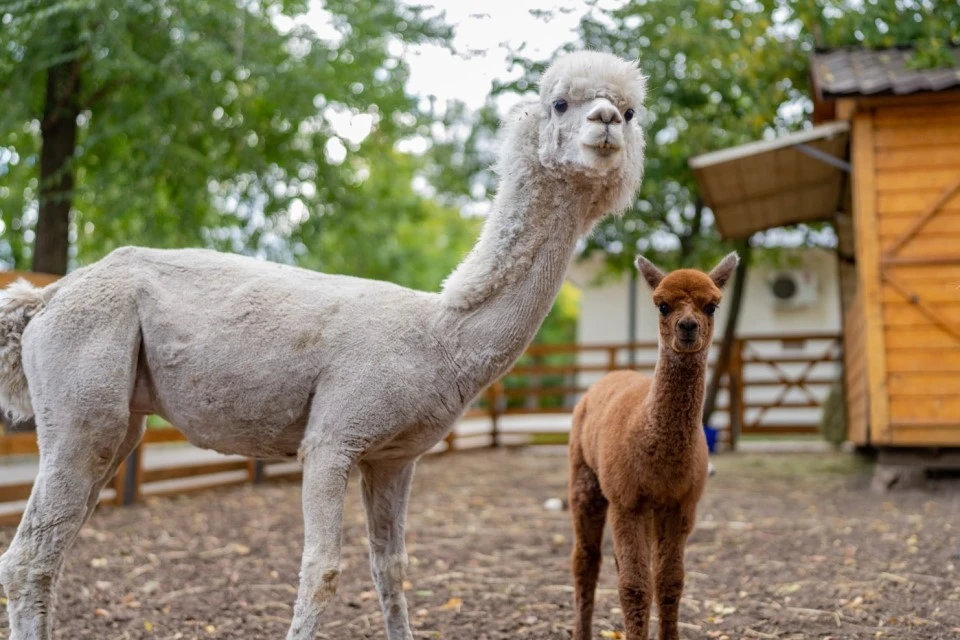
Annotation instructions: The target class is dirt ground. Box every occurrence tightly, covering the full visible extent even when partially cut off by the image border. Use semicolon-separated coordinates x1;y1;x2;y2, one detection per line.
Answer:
1;448;959;639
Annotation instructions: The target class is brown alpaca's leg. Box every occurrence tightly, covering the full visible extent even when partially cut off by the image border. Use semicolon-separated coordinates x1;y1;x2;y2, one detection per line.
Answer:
569;455;608;640
652;505;695;640
610;506;652;640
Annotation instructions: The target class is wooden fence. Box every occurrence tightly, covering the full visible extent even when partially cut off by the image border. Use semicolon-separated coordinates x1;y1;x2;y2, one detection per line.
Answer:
0;333;840;525
0;428;303;525
459;333;842;448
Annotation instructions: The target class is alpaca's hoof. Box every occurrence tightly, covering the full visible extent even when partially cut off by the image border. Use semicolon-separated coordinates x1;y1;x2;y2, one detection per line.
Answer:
707;461;717;477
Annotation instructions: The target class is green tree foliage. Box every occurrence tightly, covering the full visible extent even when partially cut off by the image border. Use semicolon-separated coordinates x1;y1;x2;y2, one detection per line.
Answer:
819;380;847;447
0;0;478;290
294;135;480;291
481;0;960;276
577;0;812;273
792;0;960;68
479;1;809;275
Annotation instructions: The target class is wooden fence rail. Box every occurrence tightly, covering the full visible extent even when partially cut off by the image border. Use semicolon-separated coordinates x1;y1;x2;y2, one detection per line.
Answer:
0;427;302;525
459;333;842;449
0;333;841;525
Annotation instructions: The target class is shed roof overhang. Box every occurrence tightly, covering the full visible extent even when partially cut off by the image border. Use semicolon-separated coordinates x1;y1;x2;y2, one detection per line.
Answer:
688;121;850;239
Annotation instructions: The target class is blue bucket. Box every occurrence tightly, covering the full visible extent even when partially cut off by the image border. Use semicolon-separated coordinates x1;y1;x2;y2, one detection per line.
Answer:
703;425;718;453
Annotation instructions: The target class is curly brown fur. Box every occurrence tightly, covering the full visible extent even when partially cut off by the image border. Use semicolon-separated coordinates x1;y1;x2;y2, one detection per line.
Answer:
568;252;738;640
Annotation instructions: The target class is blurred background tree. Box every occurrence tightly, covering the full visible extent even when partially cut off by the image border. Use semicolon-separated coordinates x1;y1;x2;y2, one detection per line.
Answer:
0;0;479;290
1;0;958;333
792;0;959;67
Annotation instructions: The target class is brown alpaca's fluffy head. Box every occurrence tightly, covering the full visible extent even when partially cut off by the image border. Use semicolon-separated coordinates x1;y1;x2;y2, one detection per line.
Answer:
635;252;739;354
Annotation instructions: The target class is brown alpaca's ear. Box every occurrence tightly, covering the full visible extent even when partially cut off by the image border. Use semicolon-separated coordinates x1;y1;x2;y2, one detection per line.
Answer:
634;255;666;290
709;251;740;289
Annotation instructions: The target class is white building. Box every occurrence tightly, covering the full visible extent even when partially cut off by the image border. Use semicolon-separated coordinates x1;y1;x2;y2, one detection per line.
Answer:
569;247;842;343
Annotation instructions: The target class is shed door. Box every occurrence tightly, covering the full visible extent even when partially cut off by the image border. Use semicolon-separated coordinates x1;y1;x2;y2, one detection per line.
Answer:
874;104;960;444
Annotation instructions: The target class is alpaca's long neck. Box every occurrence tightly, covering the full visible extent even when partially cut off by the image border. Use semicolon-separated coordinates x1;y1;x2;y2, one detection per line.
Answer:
644;347;710;438
437;160;600;391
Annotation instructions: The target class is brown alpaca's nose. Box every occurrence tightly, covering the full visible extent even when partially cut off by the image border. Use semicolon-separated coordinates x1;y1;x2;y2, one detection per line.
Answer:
678;318;699;335
587;102;623;125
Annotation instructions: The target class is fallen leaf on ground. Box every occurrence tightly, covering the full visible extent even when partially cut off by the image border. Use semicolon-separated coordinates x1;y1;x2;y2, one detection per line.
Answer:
440;597;462;612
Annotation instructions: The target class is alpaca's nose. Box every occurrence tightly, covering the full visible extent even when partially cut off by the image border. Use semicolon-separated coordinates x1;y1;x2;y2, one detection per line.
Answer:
678;318;699;334
587;102;623;125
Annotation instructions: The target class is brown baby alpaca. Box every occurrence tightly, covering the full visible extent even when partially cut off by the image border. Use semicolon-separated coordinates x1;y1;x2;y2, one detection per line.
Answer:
568;251;739;640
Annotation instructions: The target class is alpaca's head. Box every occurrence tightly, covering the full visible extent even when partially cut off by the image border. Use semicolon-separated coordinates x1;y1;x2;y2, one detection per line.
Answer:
635;253;739;354
499;50;646;219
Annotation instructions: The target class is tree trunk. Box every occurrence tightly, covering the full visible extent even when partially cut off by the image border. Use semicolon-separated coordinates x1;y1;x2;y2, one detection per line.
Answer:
702;239;751;425
34;51;81;275
679;199;705;266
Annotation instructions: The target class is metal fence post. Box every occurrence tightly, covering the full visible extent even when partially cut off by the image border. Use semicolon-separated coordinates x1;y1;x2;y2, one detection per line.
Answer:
728;339;745;450
489;381;503;448
119;443;142;506
248;459;266;484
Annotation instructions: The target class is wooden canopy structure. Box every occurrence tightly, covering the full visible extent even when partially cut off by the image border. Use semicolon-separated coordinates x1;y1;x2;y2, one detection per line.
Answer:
689;121;850;239
690;47;960;449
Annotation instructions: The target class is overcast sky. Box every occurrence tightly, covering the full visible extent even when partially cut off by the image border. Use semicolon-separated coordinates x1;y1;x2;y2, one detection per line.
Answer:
402;0;594;109
301;0;613;110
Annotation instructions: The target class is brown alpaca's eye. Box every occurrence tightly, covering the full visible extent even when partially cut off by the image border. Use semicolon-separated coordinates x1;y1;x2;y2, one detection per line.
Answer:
658;303;671;316
624;108;635;122
553;99;568;114
704;303;718;317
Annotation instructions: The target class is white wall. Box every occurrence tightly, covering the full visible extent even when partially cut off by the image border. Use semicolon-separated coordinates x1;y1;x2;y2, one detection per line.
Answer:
571;248;842;345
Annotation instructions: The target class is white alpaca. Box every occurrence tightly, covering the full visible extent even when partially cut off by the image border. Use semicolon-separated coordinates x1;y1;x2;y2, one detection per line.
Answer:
0;51;646;640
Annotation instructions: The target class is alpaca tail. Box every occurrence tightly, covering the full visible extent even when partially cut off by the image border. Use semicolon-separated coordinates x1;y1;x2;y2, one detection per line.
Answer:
0;279;47;423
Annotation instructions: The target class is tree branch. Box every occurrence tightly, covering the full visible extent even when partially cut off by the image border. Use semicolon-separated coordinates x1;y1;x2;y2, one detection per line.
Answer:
679;197;705;265
82;79;123;112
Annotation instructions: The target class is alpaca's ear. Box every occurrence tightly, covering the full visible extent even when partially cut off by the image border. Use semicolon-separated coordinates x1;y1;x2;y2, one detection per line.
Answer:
634;255;665;290
709;252;740;289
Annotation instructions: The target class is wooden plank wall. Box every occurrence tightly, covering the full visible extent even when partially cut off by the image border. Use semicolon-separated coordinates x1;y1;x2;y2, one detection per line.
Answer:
873;102;960;445
843;288;869;444
852;112;891;443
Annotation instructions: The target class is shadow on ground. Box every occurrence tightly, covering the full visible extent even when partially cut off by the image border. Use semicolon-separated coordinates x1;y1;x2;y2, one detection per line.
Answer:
1;449;958;639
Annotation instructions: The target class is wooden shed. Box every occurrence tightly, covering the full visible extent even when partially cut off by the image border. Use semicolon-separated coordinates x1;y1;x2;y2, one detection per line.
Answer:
689;46;960;451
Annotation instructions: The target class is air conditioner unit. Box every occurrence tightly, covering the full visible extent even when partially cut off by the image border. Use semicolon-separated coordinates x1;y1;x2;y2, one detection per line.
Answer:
768;270;818;309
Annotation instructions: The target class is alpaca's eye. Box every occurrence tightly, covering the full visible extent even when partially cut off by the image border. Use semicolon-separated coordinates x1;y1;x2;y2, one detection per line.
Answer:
658;303;671;316
553;99;568;114
704;303;718;317
624;108;635;122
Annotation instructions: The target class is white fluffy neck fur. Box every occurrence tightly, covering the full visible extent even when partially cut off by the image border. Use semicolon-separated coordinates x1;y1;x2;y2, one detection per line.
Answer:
437;109;616;387
440;106;612;312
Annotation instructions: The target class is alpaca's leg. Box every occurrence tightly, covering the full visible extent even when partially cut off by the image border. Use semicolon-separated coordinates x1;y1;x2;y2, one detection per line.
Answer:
652;505;695;640
0;279;143;640
286;447;354;640
39;414;147;621
610;506;653;640
359;458;416;640
81;414;147;525
569;455;607;640
0;413;133;640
